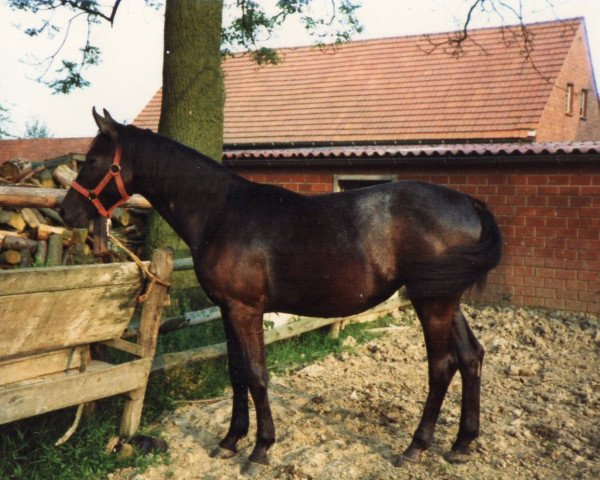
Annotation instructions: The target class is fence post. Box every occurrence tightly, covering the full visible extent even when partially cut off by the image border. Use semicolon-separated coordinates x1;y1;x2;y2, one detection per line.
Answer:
120;248;173;437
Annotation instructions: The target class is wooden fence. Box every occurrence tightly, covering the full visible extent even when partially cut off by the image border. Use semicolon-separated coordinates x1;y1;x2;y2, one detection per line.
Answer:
0;185;406;374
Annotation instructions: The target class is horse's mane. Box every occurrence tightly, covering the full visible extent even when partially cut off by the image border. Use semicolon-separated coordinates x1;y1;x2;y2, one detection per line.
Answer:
122;125;225;173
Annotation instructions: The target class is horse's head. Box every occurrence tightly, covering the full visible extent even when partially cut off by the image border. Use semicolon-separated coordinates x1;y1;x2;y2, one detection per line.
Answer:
60;108;134;228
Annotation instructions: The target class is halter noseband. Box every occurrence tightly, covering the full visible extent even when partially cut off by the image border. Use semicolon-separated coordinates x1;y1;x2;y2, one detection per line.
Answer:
70;146;131;218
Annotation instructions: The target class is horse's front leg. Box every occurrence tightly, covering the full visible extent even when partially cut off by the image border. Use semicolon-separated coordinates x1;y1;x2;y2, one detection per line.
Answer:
211;316;250;458
222;302;275;465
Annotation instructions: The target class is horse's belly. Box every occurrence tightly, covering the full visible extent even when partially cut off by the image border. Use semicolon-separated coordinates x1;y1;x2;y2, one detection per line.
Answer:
267;267;400;318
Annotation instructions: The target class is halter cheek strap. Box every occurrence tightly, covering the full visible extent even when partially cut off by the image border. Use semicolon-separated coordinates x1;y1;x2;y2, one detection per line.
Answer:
70;146;131;218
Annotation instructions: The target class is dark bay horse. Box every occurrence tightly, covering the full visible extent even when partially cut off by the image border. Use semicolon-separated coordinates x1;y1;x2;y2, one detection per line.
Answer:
60;109;501;467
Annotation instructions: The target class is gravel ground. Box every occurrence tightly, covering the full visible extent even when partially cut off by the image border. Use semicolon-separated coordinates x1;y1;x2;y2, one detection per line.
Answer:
111;304;600;480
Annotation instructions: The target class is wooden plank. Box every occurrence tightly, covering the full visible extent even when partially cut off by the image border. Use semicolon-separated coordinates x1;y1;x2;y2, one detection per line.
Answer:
0;261;144;295
0;284;140;360
0;358;151;425
0;346;87;386
99;339;144;357
0;186;151;209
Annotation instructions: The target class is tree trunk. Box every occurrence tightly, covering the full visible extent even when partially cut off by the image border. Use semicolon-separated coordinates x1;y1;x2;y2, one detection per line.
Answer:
146;0;225;311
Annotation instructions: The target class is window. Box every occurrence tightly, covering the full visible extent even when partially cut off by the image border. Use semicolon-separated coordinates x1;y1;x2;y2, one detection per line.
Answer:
580;89;588;119
565;83;574;115
333;175;396;192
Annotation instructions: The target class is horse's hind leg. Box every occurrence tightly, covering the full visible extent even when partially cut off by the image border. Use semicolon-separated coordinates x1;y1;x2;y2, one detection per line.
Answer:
450;308;484;457
399;297;459;464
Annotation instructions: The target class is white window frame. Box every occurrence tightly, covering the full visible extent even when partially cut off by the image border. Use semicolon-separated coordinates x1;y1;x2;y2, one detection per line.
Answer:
333;174;397;192
565;83;574;115
580;88;588;119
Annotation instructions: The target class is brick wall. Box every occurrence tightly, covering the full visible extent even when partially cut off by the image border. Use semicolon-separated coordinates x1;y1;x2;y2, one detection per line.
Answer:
235;162;600;314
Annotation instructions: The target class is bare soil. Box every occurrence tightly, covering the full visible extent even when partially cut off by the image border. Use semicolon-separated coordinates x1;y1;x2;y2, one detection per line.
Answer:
111;304;600;480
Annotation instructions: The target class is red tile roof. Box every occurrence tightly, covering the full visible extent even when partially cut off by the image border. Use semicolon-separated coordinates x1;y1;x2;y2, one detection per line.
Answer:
135;18;584;145
0;137;92;164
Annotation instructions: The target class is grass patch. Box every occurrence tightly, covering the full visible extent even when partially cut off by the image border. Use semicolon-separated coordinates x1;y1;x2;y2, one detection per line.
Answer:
0;313;400;479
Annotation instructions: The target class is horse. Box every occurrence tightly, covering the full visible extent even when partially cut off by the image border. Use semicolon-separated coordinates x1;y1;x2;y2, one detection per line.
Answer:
60;108;501;468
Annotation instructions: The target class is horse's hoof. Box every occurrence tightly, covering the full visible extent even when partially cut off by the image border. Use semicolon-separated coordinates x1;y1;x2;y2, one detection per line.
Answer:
241;459;268;477
210;446;237;460
393;448;422;467
445;450;472;464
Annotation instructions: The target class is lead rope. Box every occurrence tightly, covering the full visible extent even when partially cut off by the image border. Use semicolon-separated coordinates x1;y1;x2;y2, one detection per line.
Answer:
108;233;171;304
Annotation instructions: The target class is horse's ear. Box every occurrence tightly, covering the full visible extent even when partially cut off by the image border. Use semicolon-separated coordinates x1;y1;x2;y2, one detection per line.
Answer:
102;108;117;123
92;107;119;140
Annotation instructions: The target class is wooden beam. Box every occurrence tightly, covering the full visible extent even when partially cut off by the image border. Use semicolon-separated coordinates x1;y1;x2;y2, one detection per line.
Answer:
0;261;143;295
99;339;144;357
0;358;151;425
0;186;151;209
0;346;87;386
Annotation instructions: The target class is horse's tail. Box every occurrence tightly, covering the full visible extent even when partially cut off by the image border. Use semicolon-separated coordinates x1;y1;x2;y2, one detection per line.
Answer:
403;198;502;301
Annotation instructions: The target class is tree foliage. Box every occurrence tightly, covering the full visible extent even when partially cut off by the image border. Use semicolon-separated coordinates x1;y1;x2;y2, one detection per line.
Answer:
0;103;11;139
8;0;364;94
24;118;52;138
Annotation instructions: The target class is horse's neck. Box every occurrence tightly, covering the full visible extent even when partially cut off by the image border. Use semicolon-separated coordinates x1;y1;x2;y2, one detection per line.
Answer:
132;142;234;248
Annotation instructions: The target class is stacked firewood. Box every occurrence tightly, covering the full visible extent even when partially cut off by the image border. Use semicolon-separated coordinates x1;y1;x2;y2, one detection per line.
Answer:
0;157;148;269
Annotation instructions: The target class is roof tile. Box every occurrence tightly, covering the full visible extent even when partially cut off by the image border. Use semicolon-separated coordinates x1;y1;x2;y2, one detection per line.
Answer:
134;18;582;144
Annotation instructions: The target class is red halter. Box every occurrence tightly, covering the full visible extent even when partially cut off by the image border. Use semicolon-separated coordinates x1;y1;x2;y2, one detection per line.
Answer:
70;146;131;218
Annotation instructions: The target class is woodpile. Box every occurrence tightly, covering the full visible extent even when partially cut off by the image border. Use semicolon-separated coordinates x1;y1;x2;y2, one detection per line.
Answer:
0;155;149;269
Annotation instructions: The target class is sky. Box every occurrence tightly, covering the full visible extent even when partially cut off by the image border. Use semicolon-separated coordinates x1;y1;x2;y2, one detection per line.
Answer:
1;0;599;139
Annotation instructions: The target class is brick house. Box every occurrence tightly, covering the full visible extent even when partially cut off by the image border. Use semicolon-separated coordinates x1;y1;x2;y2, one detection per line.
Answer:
1;18;599;313
0;137;90;164
133;17;600;313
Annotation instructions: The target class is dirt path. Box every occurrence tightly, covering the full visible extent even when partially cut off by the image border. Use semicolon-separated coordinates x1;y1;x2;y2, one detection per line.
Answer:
111;304;600;480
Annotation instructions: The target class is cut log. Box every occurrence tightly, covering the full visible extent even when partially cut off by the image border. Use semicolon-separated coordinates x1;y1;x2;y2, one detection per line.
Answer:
40;207;66;226
20;208;42;229
45;234;63;267
34;240;47;266
37;224;73;242
0;186;151;209
17;165;46;184
52;164;77;188
19;248;32;268
1;159;32;182
71;228;88;245
2;236;37;252
111;208;130;226
0;210;26;232
0;230;26;247
38;169;56;189
71;243;91;256
0;250;22;266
